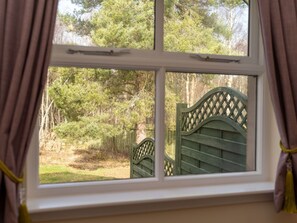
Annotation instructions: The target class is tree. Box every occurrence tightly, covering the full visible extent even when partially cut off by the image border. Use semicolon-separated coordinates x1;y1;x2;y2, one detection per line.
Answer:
46;0;248;148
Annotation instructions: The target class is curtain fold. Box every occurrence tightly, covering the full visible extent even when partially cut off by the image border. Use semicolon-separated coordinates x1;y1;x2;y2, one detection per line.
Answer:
257;0;297;212
0;1;58;222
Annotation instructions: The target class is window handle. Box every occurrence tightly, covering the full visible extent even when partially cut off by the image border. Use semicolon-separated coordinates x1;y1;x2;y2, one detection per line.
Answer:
67;49;130;56
190;54;241;64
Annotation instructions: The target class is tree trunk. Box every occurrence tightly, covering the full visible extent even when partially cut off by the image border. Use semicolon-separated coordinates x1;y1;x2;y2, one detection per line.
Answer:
186;74;190;105
135;123;146;144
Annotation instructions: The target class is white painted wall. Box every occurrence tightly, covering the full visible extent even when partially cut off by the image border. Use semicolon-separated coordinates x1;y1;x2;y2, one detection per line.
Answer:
35;201;297;223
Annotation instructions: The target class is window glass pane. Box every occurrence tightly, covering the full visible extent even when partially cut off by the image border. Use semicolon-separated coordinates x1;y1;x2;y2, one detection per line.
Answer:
53;0;155;49
164;0;249;56
39;67;155;184
164;73;255;177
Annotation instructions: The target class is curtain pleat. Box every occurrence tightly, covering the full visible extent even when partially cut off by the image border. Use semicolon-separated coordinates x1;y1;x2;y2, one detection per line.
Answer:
258;0;297;212
0;1;58;222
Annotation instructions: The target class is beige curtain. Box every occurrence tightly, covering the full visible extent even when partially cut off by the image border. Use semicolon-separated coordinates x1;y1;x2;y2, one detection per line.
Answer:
257;0;297;213
0;1;58;222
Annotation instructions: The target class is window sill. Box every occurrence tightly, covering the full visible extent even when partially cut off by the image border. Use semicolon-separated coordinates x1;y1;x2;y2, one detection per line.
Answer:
28;181;274;222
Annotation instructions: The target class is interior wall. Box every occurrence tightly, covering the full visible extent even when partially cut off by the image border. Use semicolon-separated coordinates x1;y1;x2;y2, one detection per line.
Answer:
34;201;297;223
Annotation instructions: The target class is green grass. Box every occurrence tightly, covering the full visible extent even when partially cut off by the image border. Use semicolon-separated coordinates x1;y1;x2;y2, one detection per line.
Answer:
39;165;122;184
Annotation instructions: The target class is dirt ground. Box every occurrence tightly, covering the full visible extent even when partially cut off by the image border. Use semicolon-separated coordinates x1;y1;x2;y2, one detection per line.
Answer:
39;139;130;179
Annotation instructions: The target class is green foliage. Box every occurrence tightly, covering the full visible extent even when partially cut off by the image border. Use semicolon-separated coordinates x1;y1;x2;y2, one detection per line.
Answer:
54;116;121;141
48;67;108;121
165;87;179;130
70;0;103;11
49;67;155;143
164;11;225;53
90;0;154;49
163;0;248;54
48;0;247;147
217;0;248;8
59;0;246;52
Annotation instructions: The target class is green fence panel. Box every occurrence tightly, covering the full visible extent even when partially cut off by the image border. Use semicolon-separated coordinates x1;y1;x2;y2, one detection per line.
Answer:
131;87;248;178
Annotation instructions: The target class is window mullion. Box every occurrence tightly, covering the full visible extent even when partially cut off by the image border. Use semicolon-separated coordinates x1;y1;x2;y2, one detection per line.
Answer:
155;68;166;181
154;0;164;52
248;0;260;63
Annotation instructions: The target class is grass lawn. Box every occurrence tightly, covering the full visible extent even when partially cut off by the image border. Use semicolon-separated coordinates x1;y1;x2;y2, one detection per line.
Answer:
39;139;130;184
39;164;130;184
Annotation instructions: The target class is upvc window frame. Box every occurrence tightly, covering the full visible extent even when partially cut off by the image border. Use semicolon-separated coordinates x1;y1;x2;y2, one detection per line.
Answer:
26;0;275;219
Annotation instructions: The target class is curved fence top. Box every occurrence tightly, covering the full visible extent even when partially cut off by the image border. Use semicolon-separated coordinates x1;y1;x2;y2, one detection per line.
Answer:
132;137;155;161
180;87;248;133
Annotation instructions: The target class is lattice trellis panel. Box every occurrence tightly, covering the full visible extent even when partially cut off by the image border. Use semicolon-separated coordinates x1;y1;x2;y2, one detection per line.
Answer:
132;138;155;161
181;87;248;132
131;138;175;176
164;155;175;176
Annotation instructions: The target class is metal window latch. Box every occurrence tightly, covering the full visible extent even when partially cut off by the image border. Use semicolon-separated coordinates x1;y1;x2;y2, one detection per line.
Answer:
67;49;130;56
190;54;241;64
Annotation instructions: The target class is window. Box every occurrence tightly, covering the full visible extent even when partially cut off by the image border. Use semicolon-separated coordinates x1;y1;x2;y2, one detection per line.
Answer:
39;67;156;183
164;0;249;55
163;73;257;177
27;0;271;213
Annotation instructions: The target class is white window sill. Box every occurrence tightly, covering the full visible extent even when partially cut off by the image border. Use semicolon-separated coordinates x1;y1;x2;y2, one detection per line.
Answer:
28;181;274;222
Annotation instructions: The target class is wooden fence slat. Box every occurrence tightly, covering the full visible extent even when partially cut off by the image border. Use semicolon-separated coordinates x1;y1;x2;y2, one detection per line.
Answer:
183;133;246;155
222;151;246;164
222;131;246;143
132;165;153;177
132;172;142;178
133;159;154;171
181;147;246;172
201;121;238;132
200;161;221;173
199;144;221;156
181;161;210;174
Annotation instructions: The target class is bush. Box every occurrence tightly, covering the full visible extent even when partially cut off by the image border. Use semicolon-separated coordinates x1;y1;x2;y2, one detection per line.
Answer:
54;116;123;142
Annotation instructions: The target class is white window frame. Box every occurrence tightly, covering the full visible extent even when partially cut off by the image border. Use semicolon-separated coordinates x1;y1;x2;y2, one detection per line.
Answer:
26;0;276;220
